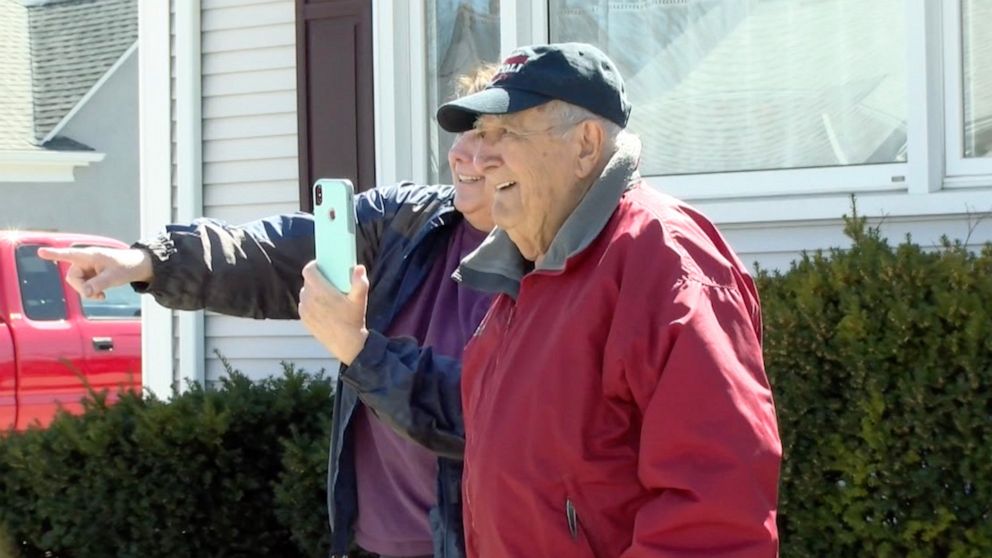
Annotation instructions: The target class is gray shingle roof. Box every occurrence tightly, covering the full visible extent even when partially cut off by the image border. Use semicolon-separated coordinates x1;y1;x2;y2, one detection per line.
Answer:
0;0;136;152
28;0;137;141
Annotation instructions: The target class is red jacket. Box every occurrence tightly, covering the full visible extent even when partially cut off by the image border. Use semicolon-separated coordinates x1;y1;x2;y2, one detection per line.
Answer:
457;139;781;557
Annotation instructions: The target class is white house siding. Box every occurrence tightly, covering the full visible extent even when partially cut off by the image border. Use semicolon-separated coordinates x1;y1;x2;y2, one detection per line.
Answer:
722;215;992;277
168;0;338;383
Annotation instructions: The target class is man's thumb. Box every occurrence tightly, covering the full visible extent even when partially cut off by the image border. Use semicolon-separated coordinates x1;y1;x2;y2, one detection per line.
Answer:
82;270;120;297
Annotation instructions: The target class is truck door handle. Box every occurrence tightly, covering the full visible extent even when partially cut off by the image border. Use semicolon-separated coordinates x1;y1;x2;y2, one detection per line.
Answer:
92;337;114;351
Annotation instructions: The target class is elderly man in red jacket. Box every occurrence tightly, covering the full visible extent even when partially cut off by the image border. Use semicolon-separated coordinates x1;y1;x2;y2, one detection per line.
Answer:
433;42;782;557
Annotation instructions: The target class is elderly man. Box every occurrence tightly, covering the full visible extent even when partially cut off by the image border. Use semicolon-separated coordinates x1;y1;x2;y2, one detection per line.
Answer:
431;43;782;557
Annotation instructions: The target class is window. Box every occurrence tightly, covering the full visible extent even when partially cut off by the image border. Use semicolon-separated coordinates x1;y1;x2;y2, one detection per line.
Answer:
962;0;991;160
426;0;501;183
80;286;141;319
385;0;992;206
549;0;907;177
15;245;67;321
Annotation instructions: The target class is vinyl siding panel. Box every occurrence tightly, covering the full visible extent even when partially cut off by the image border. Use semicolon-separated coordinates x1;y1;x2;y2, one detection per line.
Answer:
203;113;297;140
202;180;301;206
204;317;340;382
202;91;296;119
202;68;296;96
201;24;295;53
204;0;275;9
204;135;298;162
203;46;296;75
201;3;294;31
203;158;298;184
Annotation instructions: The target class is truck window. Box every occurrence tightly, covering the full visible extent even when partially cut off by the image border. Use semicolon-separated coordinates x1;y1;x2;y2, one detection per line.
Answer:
80;286;141;318
15;245;68;321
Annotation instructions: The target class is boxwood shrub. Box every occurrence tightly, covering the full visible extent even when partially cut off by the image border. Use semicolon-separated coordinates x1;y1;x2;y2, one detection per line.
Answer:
760;214;992;557
0;363;333;558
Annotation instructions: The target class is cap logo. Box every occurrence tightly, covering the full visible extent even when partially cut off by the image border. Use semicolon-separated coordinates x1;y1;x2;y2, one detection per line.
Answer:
491;54;530;84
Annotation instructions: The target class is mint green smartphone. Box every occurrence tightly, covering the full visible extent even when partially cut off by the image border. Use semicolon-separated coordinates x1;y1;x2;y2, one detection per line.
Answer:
313;178;357;293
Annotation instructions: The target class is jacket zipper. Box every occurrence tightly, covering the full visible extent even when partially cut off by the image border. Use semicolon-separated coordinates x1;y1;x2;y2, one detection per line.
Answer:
565;498;580;540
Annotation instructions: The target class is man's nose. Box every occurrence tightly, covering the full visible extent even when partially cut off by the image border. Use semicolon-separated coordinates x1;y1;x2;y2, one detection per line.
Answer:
472;137;501;172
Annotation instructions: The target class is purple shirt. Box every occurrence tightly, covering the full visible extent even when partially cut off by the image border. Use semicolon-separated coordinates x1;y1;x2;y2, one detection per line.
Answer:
353;220;491;556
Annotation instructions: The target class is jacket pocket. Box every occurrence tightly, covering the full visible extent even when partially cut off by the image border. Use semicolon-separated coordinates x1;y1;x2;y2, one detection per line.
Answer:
562;476;598;558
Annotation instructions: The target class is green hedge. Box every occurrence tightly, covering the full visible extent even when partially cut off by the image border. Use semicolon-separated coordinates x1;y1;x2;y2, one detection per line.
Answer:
759;215;992;557
1;215;989;557
0;363;333;558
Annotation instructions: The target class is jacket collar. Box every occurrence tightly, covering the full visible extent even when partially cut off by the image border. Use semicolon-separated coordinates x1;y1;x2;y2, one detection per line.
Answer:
455;134;642;298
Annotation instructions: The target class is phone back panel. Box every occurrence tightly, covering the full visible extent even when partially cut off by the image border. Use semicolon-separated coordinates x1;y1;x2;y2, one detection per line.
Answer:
313;179;357;293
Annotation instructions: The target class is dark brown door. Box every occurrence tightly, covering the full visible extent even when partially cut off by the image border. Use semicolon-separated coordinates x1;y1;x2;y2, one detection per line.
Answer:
296;0;375;211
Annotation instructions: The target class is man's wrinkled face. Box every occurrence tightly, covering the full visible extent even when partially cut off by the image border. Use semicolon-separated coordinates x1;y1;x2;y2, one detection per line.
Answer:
472;105;586;261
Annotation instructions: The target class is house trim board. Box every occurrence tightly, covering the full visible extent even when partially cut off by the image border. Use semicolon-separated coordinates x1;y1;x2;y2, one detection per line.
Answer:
0;150;105;182
137;0;174;399
175;0;205;389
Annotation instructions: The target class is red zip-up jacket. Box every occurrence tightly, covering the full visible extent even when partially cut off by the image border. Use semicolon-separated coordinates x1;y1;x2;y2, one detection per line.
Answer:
456;137;781;557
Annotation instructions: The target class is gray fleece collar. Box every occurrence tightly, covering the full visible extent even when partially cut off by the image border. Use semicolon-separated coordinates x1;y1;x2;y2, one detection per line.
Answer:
454;134;642;298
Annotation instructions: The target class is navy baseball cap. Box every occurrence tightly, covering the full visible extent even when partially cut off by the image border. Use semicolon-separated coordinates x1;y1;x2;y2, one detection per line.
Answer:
436;42;631;133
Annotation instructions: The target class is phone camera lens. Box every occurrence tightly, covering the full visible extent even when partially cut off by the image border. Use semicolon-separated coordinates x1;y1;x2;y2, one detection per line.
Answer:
315;185;323;205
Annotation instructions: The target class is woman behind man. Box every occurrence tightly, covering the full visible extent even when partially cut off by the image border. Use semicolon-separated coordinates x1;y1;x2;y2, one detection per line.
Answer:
40;65;499;558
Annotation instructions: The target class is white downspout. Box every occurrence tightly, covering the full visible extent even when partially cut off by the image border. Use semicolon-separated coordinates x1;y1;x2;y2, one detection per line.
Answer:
175;0;205;389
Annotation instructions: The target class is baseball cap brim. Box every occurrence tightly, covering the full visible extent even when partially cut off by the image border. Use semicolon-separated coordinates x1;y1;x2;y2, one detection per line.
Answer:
437;87;553;133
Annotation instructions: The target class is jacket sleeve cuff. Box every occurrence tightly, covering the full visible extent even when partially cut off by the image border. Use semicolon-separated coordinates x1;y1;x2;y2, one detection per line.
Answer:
341;329;390;392
129;234;177;294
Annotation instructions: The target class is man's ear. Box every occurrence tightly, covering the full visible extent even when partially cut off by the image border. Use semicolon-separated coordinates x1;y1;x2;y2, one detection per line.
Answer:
574;120;606;179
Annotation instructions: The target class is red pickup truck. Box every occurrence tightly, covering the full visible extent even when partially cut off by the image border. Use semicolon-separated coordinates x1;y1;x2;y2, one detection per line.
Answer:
0;231;141;431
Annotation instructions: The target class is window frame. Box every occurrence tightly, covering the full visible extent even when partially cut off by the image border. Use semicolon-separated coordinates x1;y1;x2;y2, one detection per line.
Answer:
942;0;992;179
